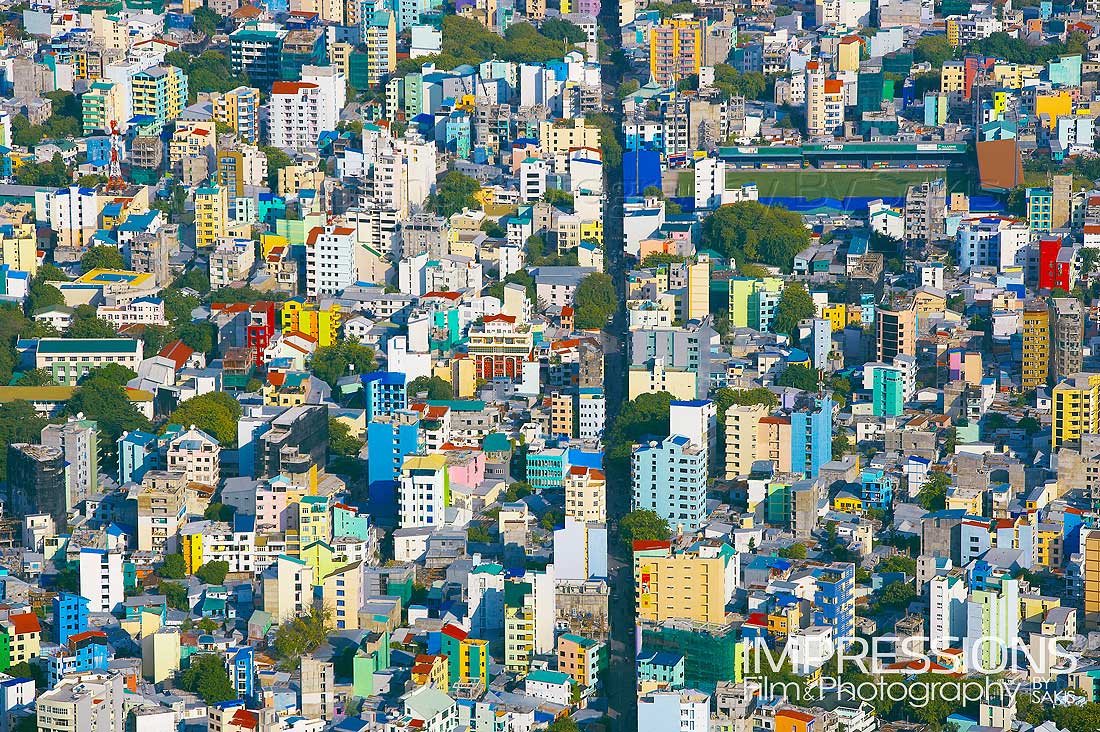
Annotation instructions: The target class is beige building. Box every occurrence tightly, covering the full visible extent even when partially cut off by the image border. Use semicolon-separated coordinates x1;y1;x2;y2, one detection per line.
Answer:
724;402;769;479
141;628;181;683
165;427;221;487
322;561;362;631
564;465;606;523
37;672;124;732
133;471;187;554
628;359;697;401
263;554;314;623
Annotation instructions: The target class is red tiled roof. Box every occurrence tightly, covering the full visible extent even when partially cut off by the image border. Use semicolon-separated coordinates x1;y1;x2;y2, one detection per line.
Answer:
159;339;194;370
8;613;40;635
632;540;671;551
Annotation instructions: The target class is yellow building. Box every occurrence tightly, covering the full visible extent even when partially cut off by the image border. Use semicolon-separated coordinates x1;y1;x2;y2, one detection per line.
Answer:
628;360;697;401
941;60;966;93
141;628;180;684
194;185;228;249
649;17;703;85
685;261;709;322
836;36;862;72
1035;526;1061;568
723;403;768;481
1052;373;1100;450
1022;302;1050;389
1035;91;1073;130
833;494;864;513
0;222;37;276
436;357;477;398
281;298;342;347
322;560;362;630
634;541;733;625
1085;529;1100;629
537;118;601;158
580;219;603;245
821;303;846;331
411;654;449;688
212;86;261;143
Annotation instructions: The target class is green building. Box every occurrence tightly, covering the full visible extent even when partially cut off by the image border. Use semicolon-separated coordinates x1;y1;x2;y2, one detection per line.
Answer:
352;629;392;697
639;621;744;693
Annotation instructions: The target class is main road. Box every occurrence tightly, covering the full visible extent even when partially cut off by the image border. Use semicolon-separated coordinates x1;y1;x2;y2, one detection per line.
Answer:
596;3;637;729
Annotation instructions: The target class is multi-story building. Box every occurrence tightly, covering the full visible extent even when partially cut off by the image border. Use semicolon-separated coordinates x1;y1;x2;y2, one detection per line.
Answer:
637;689;711;732
564;465;606;523
876;306;916;361
557;634;606;690
466;315;534;380
41;417;98;514
399;454;450;529
81;80;125;136
48;185;102;253
78;548;123;614
1050;297;1083;382
904;178;948;245
649;17;703;86
164;426;221;487
805;61;845;137
209;238;256;288
269;69;345;151
1085;529;1100;629
194;185;229;250
133;471;186;554
634;541;735;625
280;299;342;347
1022;300;1050;389
230;24;287;90
262;554;314;623
211;86;261;143
131;65;188;132
363;10;397;84
503;566;555;674
440;623;490;688
632;435;707;534
1052;373;1100;450
8;443;67;528
305;224;357;296
723;402;768;479
955;216;1029;271
36;672;124;732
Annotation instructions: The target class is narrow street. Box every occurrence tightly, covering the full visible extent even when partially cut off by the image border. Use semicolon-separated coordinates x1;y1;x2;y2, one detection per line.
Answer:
596;4;636;728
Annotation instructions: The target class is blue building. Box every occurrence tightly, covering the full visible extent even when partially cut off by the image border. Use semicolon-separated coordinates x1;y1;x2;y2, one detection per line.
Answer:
46;631;110;688
227;647;255;701
859;468;896;511
117;430;158;484
812;563;855;650
631;434;707;534
789;394;833;479
526;448;570;491
366;410;420;507
363;371;408;421
52;593;90;645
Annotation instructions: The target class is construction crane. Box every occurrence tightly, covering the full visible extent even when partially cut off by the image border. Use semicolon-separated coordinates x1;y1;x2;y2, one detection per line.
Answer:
105;119;127;193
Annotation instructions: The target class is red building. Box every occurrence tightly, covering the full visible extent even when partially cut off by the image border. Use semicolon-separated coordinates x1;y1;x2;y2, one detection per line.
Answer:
210;301;277;367
1038;236;1076;292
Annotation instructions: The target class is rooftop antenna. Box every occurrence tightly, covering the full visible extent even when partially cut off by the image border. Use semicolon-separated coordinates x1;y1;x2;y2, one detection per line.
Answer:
105;120;126;194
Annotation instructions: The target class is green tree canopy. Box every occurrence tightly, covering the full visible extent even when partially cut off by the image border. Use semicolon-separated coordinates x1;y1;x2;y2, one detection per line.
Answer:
430;170;482;217
311;340;377;389
776;364;819;391
273;608;331;669
68;317;118;339
329;417;364;457
916;471;951;511
80;246;125;273
605;392;673;460
573;272;616;329
620;509;671;550
407;375;453;400
700;202;811;271
913;35;954;67
195;560;229;585
163;392;242;447
0;401;47;485
178;652;236;703
539;17;586;44
773;281;816;338
158;554;187;579
159;580;191;611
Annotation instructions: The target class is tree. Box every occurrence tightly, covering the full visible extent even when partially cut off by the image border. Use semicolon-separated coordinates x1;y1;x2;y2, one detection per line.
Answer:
776;364;819;391
777;543;807;559
539;17;586;44
158;554;187;579
878;555;917;575
431;170;482;218
573;273;616;329
53;567;79;593
584;113;622;168
28;281;65;313
914;35;954;67
159;580;191;611
772;282;815;338
311;340;377;389
80;246;125;273
273;608;331;669
192;6;222;36
329;418;364;457
260;145;294;190
164;392;242;446
641;252;687;267
605;392;673;460
700;202;810;271
916;471;951;512
174;268;212;294
66;380;151;467
407;375;453;400
832;434;850;460
620;509;671;549
711;63;767;100
204;502;235;522
67;317;118;339
878;580;917;609
714;387;779;416
195;561;229;586
467;524;492;543
543;188;574;210
546;717;581;732
179;653;236;704
14;368;54;387
178;321;216;357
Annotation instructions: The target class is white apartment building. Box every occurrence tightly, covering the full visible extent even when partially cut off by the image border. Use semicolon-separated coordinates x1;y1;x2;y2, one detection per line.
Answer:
47;186;102;252
305;223;357;296
96;296;168;327
956;216;1030;272
165;427;221;487
269;74;342;151
520;158;547;203
805;61;844;137
210;237;257;288
637;690;711;732
79;548;123;613
37;672;124;732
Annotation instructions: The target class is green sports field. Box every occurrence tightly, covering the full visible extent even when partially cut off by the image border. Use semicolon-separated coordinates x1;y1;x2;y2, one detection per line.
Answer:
701;168;972;199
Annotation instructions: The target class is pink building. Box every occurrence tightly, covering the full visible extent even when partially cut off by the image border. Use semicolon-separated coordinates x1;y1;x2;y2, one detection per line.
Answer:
443;448;486;488
255;476;295;532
